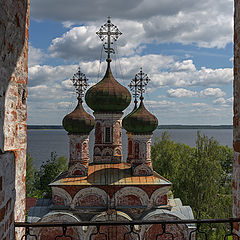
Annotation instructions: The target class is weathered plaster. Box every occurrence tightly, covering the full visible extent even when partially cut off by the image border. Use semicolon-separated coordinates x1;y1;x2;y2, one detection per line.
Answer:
52;187;72;207
35;212;83;239
93;113;123;163
0;0;30;238
68;134;90;176
127;133;153;175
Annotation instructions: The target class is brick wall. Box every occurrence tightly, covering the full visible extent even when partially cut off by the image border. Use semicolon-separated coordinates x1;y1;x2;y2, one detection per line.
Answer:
0;152;15;240
233;0;240;235
0;0;30;239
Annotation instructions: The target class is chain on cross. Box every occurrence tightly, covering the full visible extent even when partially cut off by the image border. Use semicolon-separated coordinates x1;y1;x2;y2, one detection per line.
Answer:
71;67;89;100
96;16;122;60
129;68;150;106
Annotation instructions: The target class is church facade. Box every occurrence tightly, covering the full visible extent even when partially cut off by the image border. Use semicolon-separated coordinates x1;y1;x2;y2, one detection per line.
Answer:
28;17;194;240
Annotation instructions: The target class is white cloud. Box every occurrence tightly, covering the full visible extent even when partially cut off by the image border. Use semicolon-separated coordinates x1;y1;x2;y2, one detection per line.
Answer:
151;66;233;87
27;55;233;125
143;99;232;124
48;26;102;61
171;60;196;72
58;101;72;108
62;21;75;29
167;87;227;99
48;20;147;61
28;55;233;90
97;56;232;88
28;0;233;125
213;97;233;105
142;2;233;48
28;84;69;101
31;0;233;49
28;46;46;67
200;88;226;98
145;100;176;108
61;79;74;91
167;88;197;98
192;103;208;107
28;64;78;87
114;56;232;87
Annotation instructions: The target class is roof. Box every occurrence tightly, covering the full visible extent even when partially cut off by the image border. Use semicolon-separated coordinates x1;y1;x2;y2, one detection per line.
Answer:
27;198;52;223
50;162;171;186
123;101;158;134
62;99;95;134
85;64;131;113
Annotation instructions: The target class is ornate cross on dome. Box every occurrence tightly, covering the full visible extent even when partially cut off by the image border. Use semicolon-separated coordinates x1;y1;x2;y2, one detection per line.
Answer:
96;16;122;62
130;68;150;104
129;76;140;109
71;67;89;101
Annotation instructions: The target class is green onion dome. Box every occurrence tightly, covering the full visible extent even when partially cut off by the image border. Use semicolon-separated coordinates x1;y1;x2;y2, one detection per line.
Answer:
122;101;158;134
62;98;95;134
85;63;131;113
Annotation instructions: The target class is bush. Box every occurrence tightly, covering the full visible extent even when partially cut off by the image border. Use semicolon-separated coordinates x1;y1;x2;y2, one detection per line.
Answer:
26;152;68;198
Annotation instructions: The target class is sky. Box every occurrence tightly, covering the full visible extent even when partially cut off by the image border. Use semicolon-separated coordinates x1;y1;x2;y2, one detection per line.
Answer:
28;0;234;125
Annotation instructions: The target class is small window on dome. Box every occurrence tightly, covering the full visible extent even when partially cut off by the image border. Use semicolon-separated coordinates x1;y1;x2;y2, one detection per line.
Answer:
105;127;111;143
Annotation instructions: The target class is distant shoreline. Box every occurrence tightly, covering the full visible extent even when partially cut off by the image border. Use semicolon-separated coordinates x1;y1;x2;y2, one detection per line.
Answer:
157;125;233;129
27;125;233;130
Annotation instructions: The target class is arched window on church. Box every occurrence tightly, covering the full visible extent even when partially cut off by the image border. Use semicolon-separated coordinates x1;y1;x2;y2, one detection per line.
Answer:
105;127;111;143
128;140;132;155
135;142;139;159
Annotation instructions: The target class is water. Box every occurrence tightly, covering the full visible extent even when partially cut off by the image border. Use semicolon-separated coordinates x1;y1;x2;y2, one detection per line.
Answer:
27;129;233;168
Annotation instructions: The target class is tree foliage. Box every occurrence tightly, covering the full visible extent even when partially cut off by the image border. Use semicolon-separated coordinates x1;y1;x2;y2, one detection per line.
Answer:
26;153;37;196
26;152;68;198
151;131;233;239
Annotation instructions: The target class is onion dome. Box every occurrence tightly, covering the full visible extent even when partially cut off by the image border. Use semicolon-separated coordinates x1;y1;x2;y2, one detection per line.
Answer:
122;101;158;134
62;98;95;134
85;63;131;113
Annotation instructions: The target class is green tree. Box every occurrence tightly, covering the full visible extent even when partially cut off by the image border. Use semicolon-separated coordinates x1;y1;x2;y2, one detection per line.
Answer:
26;152;68;198
34;152;68;198
26;153;37;197
151;131;233;239
152;131;193;180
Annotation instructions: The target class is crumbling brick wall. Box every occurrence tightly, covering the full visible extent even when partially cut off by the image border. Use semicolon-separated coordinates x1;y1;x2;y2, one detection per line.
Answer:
233;0;240;235
0;0;30;239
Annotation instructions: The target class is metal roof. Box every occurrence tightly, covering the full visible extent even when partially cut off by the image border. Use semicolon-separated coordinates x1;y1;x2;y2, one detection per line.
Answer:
50;163;171;186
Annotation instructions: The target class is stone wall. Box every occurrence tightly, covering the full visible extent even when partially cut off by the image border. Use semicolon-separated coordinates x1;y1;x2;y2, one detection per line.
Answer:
0;152;15;240
0;0;30;238
234;0;240;235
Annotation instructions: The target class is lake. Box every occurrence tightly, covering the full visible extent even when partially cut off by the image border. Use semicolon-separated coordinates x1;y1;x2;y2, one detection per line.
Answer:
27;129;233;168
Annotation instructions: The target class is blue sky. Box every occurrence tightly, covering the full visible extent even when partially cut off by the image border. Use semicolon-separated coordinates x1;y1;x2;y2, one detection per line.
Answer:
27;0;234;125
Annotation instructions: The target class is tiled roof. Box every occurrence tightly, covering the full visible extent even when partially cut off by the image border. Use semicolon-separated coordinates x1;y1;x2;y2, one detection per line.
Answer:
50;163;171;186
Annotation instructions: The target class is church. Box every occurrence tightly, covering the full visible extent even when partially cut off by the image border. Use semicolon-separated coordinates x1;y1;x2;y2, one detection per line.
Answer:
28;17;194;240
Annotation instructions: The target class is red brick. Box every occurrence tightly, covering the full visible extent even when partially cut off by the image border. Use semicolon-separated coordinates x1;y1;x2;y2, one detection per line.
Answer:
39;227;79;240
234;141;240;152
26;197;37;211
79;195;105;207
144;224;186;239
234;222;240;232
